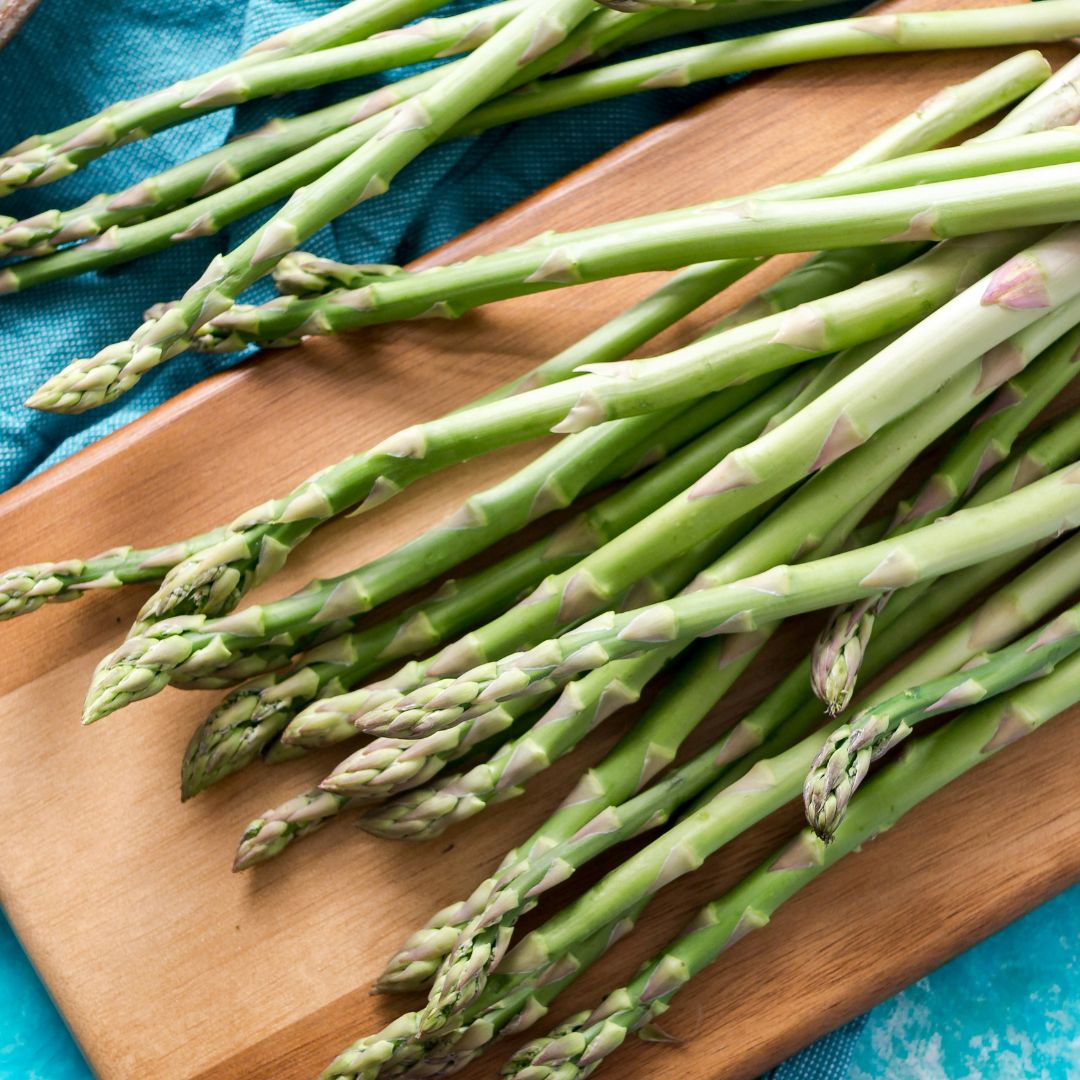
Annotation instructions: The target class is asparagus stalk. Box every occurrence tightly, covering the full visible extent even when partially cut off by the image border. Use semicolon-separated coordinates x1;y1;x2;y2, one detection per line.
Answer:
0;0;463;191
368;537;1055;996
505;649;1080;1080
84;370;798;726
105;231;1034;636
23;0;611;413
421;902;650;1080
240;364;938;873
980;52;1080;140
317;540;735;800
0;0;677;256
0;67;441;294
833;49;1051;169
11;171;853;631
487;51;1065;398
0;310;761;638
184;134;1080;354
8;0;796;197
398;435;1080;1003
353;230;1080;736
596;0;712;10
31;139;1080;408
386;460;1080;738
355;484;887;841
277;334;914;755
320;899;651;1080
322;532;748;798
204;375;816;781
234;344;904;870
0;4;878;285
275;46;1049;306
346;311;1060;744
811;316;1080;712
226;377;807;760
806;599;1080;841
317;336;916;745
369;389;1080;994
0;3;542;255
0;528;231;622
201;371;805;794
449;6;1076;132
259;331;899;766
234;545;742;868
0;25;1053;285
393;502;1080;1041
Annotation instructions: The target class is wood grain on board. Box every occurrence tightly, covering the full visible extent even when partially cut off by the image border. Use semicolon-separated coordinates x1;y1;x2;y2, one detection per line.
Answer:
0;2;1077;1077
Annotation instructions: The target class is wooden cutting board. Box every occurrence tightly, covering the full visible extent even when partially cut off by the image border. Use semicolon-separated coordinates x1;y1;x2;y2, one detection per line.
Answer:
1;3;1077;1077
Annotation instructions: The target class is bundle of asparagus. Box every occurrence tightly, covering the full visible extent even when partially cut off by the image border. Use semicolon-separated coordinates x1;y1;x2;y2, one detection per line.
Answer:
7;8;1080;1077
5;0;1080;412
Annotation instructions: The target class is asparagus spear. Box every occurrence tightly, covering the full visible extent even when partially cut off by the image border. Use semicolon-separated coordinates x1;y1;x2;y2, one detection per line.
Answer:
0;0;670;257
355;486;887;841
196;307;903;785
981;52;1080;139
235;343;905;870
811;318;1080;712
240;352;970;873
234;542;748;868
0;67;440;294
84;370;798;726
275;334;917;755
23;0;610;412
471;51;1064;401
369;397;1080;994
9;204;842;632
0;2;890;285
0;528;232;622
275;46;1048;306
423;902;650;1079
6;0;796;199
322;530;750;798
181;133;1080;354
349;302;1080;743
449;5;1076;134
210;373;811;771
100;231;1034;636
504;649;1080;1080
352;232;1080;736
0;0;463;192
807;600;1080;841
596;0;710;10
385;459;1080;738
834;49;1052;168
31;138;1080;406
320;899;652;1080
0;3;544;254
318;538;738;800
386;498;1080;1045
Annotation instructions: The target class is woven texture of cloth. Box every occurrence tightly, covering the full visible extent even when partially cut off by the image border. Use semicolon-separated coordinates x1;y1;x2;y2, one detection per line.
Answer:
1;2;1077;1078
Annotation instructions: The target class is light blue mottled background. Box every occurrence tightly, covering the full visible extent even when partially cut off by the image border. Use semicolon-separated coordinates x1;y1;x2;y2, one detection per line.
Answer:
1;1;1078;1077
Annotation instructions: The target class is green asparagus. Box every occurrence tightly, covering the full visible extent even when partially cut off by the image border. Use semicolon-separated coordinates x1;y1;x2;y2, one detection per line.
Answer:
806;598;1080;840
810;316;1080;712
98;231;1035;637
0;0;460;191
503;649;1080;1079
392;504;1080;1041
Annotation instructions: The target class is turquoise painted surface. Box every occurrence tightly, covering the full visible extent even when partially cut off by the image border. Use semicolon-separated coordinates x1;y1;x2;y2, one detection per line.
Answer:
847;886;1080;1080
